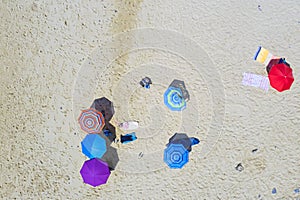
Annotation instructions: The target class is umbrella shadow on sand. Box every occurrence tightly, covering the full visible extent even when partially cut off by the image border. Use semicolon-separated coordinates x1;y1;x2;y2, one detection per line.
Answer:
167;133;199;152
102;122;116;145
91;97;115;122
101;146;119;171
98;131;119;171
169;79;190;102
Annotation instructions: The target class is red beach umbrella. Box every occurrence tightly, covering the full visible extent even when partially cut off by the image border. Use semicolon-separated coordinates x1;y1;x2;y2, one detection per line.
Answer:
268;63;294;92
78;108;105;133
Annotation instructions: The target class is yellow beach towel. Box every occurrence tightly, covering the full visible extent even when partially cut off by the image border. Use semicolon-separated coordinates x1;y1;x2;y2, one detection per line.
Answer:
254;46;277;65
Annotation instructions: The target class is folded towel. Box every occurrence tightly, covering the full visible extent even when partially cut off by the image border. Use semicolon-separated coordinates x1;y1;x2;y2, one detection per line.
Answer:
254;46;276;65
242;72;269;92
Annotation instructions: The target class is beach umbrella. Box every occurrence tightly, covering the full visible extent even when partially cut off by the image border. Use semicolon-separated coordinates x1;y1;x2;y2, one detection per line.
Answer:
81;134;107;159
268;63;294;92
164;87;186;111
164;143;189;169
266;58;290;74
80;158;111;187
78;108;105;133
91;97;115;122
169;79;190;101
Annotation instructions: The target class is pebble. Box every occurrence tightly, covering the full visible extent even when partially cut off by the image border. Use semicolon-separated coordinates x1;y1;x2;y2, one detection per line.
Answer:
272;188;277;194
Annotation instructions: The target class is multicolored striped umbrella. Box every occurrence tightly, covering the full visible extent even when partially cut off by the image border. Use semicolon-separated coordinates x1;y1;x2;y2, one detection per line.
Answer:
78;108;105;133
80;158;111;187
164;143;189;169
164;87;186;111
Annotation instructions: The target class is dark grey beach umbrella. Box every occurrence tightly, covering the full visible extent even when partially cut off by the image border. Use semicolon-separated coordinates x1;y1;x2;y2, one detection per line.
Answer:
91;97;115;121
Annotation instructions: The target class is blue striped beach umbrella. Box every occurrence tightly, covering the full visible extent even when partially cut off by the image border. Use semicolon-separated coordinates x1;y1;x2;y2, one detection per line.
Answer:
164;143;189;169
164;87;186;111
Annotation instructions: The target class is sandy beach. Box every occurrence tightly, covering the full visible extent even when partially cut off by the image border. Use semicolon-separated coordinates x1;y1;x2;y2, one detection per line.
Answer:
1;0;299;199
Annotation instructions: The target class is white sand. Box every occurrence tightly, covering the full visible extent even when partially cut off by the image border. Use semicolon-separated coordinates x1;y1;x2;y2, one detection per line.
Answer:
1;0;299;199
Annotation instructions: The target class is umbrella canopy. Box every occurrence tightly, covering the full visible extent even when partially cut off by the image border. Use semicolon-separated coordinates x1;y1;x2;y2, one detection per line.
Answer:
81;134;107;159
268;63;294;92
164;87;186;111
164;143;189;169
91;97;115;122
80;158;111;187
169;79;190;101
78;108;105;133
